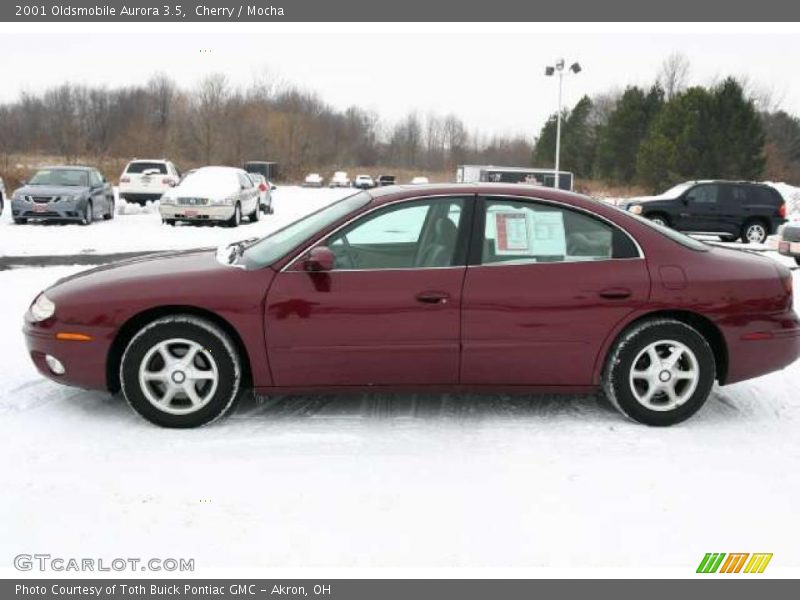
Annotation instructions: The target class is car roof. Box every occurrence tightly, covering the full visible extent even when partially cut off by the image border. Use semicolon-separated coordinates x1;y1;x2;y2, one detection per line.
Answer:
365;182;591;206
39;165;93;171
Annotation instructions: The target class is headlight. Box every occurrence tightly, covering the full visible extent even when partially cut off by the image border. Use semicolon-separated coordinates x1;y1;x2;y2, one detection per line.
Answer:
30;293;55;322
628;205;643;215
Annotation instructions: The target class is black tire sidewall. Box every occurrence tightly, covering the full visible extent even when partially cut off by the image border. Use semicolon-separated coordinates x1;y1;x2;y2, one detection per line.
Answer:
604;321;715;426
120;318;241;428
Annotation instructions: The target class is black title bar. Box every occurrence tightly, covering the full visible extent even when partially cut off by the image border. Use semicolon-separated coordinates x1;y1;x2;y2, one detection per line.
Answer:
4;0;800;22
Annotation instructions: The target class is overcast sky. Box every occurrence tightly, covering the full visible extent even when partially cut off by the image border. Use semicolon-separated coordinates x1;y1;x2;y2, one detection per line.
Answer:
3;31;800;139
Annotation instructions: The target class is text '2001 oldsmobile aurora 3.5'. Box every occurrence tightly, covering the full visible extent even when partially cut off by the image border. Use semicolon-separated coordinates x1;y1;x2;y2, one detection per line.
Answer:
23;184;800;428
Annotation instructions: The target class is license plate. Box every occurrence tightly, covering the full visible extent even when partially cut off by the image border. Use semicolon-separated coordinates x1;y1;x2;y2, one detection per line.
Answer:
33;204;48;213
185;210;198;217
791;242;800;254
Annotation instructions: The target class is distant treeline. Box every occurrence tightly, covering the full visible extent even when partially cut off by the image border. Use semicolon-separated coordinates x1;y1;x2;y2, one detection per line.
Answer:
0;73;532;178
532;54;800;191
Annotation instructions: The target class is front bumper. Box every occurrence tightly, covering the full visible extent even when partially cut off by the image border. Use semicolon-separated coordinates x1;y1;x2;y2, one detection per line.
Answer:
12;198;84;220
159;204;235;221
24;318;112;391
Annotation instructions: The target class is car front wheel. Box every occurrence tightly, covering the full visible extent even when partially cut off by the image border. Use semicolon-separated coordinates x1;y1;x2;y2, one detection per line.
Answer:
227;203;241;227
647;214;669;227
602;319;715;426
81;201;93;226
120;316;243;428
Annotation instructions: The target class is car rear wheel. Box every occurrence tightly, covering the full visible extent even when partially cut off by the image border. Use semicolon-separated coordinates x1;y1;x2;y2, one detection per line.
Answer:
742;220;768;244
13;218;27;225
120;316;243;428
81;201;93;226
602;319;715;426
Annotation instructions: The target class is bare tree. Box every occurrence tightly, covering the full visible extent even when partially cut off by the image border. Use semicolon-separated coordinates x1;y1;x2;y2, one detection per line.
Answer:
657;52;691;100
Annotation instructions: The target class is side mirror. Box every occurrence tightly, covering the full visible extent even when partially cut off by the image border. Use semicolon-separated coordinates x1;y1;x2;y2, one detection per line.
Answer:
270;184;277;191
305;246;335;272
682;195;690;205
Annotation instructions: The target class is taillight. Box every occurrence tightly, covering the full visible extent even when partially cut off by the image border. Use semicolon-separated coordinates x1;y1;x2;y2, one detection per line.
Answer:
779;202;787;219
259;183;267;192
120;176;130;183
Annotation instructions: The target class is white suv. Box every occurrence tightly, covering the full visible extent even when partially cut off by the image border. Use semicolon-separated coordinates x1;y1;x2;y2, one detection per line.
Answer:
119;159;180;205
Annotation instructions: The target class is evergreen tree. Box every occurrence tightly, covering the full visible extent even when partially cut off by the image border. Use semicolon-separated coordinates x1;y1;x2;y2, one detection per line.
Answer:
636;78;764;191
594;85;664;184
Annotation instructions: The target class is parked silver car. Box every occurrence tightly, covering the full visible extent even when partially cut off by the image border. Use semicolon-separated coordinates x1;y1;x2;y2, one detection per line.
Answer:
10;166;115;225
159;166;260;227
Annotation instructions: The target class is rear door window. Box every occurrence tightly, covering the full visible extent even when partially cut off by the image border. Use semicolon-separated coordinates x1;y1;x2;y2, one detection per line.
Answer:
480;197;638;265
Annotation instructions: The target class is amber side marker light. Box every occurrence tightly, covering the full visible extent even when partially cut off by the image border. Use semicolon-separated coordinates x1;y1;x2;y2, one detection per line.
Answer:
55;332;93;342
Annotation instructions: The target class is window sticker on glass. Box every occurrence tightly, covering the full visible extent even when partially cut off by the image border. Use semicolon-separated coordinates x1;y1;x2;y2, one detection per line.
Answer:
530;211;567;256
494;211;531;255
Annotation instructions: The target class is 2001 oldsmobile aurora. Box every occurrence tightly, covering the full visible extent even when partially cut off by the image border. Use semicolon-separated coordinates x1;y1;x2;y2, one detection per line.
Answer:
23;184;800;427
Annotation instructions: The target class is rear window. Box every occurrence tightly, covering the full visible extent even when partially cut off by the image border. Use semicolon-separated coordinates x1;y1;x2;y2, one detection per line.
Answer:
126;162;168;174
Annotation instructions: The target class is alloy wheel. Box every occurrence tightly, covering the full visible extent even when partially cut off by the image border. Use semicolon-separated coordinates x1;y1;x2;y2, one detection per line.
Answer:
628;340;700;412
137;338;219;415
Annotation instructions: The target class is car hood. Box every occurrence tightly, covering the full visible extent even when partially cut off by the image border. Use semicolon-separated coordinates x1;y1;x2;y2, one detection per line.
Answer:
14;184;90;197
625;195;674;204
47;249;226;298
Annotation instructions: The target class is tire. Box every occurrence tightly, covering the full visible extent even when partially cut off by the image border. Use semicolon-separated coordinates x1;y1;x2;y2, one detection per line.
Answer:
103;199;115;220
795;257;800;267
81;201;93;226
741;220;768;244
719;234;737;242
602;319;716;426
13;218;27;225
120;316;243;428
226;203;242;228
646;214;669;227
250;202;260;223
163;219;176;226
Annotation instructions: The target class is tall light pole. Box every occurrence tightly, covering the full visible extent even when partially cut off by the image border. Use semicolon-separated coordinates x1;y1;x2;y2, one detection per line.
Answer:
545;59;581;189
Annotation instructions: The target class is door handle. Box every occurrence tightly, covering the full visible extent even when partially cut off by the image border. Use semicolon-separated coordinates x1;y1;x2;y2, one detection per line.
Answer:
598;287;632;300
416;291;449;304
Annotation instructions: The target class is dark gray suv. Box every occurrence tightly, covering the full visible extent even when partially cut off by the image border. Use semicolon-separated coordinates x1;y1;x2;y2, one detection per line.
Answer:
621;181;787;244
10;166;115;225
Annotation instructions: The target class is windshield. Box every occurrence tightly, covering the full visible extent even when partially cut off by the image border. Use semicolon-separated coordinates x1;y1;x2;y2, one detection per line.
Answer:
29;169;88;187
243;191;371;267
658;182;693;198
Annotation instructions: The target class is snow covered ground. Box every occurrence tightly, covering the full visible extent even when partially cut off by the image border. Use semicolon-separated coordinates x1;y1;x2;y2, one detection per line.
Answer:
2;186;800;576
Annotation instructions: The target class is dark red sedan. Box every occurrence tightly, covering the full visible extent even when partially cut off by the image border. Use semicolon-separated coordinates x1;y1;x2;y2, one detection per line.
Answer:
23;184;800;427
